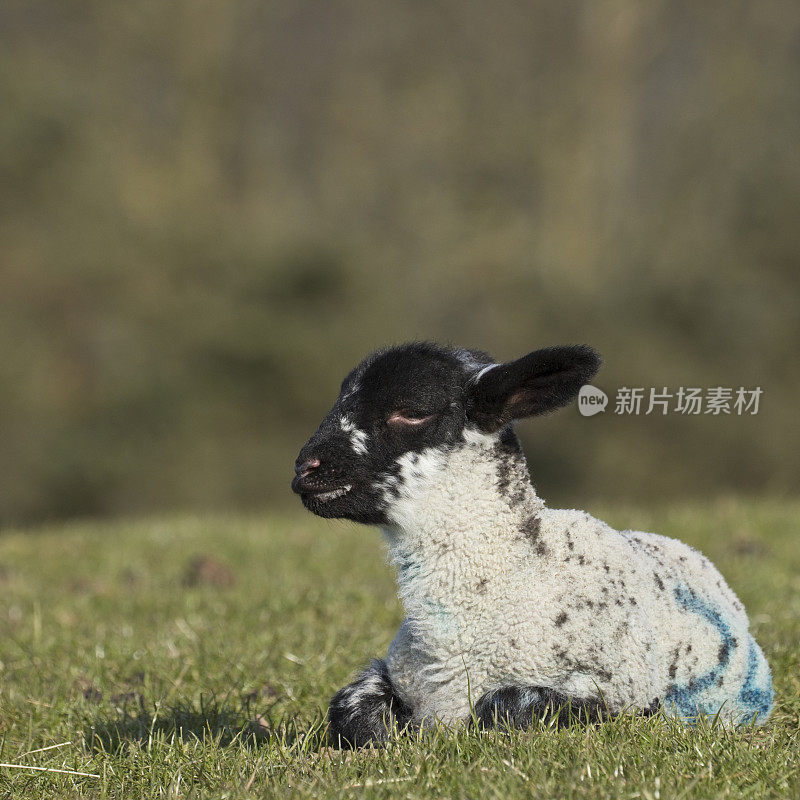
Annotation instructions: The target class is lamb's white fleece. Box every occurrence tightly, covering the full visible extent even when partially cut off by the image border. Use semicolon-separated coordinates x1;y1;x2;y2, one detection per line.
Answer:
380;429;773;726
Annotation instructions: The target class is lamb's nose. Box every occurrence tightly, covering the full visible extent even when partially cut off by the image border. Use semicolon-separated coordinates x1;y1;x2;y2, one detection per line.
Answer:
295;457;321;477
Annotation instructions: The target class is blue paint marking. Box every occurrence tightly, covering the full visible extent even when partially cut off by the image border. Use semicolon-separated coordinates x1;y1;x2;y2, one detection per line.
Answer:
665;584;773;723
738;636;774;717
664;584;733;719
426;599;453;627
395;551;423;584
395;550;454;631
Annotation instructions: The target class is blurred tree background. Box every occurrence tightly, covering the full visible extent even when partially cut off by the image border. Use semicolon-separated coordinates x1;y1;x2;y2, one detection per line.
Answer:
1;0;798;525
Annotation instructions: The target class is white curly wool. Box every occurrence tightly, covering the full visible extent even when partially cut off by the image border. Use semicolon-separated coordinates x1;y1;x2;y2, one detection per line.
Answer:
380;428;773;727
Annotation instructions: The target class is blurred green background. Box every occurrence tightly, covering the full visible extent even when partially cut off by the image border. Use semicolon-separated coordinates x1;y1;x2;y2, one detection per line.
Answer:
1;1;798;525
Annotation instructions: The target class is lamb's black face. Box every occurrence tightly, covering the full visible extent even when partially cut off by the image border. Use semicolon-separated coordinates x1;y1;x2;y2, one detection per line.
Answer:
291;341;601;525
291;343;492;524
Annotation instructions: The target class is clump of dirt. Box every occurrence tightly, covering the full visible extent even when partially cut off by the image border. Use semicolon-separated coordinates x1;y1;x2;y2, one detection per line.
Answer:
244;684;279;703
74;676;103;703
182;556;236;588
731;538;768;557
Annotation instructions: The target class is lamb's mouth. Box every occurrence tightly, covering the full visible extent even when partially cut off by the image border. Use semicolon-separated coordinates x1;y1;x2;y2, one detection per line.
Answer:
304;485;353;503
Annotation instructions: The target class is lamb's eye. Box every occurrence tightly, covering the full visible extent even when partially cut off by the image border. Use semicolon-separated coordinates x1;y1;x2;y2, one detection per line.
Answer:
387;410;434;426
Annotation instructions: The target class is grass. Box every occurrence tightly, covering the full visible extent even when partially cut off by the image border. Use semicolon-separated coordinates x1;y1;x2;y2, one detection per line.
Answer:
0;499;798;799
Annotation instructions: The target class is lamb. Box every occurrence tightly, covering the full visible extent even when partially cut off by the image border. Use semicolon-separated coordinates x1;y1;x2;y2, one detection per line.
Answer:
291;342;774;747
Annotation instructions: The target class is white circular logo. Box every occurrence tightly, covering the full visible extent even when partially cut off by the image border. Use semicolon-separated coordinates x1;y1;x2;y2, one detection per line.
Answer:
578;385;608;416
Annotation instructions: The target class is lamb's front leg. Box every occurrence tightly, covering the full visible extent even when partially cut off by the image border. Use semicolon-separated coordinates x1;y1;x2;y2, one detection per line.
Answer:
327;659;414;748
474;686;663;729
473;686;619;729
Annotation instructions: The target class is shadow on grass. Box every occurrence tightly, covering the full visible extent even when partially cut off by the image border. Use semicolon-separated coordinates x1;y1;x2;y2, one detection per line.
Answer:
84;696;327;754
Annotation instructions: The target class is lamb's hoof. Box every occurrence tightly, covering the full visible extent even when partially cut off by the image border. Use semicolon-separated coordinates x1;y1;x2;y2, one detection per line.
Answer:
327;659;413;749
474;686;608;730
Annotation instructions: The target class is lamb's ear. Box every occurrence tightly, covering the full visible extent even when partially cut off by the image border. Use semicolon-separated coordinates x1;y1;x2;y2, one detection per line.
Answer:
465;345;601;432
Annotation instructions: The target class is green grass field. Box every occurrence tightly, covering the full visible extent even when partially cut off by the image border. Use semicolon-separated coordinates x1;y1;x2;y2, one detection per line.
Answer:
0;500;798;799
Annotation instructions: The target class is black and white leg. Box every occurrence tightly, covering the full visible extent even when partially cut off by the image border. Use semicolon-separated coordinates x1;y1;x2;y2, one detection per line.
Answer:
473;686;609;730
327;659;413;748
